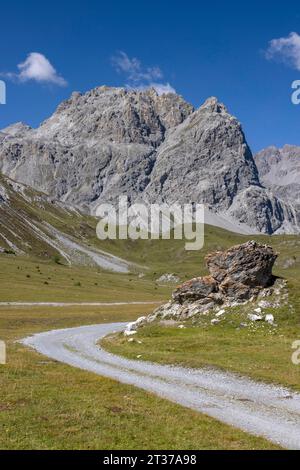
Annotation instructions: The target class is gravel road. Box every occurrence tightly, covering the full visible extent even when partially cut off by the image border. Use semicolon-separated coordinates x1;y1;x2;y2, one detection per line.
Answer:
21;322;300;449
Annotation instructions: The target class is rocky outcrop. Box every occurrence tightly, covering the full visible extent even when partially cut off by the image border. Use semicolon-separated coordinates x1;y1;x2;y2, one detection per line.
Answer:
173;275;218;303
144;97;260;212
205;241;277;299
135;241;278;324
0;87;299;234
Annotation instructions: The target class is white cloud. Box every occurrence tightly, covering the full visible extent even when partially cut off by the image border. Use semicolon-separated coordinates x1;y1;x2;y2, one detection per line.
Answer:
266;32;300;71
149;82;176;95
111;51;175;94
111;51;163;82
111;51;141;76
2;52;67;86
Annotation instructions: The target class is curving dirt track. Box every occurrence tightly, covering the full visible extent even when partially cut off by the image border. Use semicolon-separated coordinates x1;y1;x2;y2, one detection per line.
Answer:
21;322;300;449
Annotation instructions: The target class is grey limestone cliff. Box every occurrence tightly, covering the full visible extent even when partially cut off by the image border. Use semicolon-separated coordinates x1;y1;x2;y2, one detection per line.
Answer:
0;86;299;234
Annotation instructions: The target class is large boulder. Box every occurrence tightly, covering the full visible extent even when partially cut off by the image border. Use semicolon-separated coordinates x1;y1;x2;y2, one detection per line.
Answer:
172;276;218;304
132;241;278;326
173;241;277;304
206;241;277;300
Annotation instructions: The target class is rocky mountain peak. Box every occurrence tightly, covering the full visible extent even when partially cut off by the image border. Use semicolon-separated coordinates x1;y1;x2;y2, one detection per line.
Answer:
0;86;299;234
144;93;260;213
200;96;228;114
2;122;32;137
35;86;194;147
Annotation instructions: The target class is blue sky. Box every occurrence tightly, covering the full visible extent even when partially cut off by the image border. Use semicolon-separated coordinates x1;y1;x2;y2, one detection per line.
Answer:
0;0;300;152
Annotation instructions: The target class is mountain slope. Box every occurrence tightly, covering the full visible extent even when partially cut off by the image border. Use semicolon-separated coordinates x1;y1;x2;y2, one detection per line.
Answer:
143;97;297;234
0;173;132;272
254;146;300;232
255;145;300;205
0;86;299;234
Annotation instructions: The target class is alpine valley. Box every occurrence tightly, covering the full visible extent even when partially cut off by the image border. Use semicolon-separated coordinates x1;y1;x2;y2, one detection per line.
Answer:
1;86;300;258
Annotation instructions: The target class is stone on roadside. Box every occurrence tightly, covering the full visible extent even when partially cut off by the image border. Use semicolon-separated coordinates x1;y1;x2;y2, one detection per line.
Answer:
265;314;274;324
124;330;137;336
216;309;225;317
248;313;263;322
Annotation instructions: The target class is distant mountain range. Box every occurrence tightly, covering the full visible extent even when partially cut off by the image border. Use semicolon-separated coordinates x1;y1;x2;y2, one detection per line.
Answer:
0;86;299;244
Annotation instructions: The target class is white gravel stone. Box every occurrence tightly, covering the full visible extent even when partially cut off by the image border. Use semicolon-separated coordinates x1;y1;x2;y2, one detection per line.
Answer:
265;314;275;324
248;313;263;322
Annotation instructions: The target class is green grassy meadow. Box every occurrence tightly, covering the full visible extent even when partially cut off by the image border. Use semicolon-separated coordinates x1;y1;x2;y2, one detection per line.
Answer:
102;229;300;392
1;224;300;449
0;303;278;449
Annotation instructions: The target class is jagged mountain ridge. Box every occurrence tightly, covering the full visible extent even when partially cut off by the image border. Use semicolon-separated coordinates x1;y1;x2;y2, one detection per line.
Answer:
0;86;299;234
0;88;193;213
